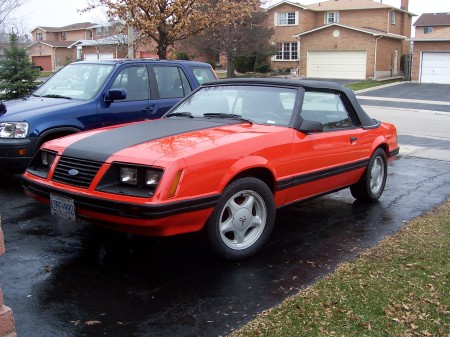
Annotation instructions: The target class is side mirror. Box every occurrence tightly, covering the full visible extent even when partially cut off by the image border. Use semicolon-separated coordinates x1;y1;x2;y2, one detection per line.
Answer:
105;88;126;104
299;120;323;133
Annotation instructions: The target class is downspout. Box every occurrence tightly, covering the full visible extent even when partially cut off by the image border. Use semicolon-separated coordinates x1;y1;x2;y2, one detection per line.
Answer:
53;46;56;71
374;35;382;80
296;35;301;77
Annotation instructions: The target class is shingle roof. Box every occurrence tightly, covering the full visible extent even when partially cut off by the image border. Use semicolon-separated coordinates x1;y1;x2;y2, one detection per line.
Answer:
29;40;75;48
34;22;97;32
413;13;450;27
306;0;413;15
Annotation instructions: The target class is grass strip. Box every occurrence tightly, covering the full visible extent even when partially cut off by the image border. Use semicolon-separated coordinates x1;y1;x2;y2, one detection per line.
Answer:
230;199;450;337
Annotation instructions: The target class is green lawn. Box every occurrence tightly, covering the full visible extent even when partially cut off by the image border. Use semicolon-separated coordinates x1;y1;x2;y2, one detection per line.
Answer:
229;199;450;337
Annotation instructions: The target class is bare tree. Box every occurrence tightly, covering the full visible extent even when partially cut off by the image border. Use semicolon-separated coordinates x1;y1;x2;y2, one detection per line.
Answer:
184;8;274;77
0;0;25;26
84;0;259;59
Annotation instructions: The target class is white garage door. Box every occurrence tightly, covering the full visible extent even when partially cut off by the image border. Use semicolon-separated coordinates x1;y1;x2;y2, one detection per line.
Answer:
84;53;98;61
84;53;114;61
307;51;367;80
420;52;450;84
99;53;114;59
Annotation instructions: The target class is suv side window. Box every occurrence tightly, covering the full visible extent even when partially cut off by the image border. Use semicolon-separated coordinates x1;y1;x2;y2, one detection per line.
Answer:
154;66;192;99
111;66;150;101
190;66;217;84
301;91;352;131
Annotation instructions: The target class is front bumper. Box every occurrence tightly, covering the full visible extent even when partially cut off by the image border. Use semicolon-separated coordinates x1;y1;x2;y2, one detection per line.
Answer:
22;176;220;236
0;138;36;173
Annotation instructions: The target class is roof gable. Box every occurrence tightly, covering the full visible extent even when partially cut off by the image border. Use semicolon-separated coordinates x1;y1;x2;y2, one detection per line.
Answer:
265;0;309;11
294;23;406;39
413;13;450;27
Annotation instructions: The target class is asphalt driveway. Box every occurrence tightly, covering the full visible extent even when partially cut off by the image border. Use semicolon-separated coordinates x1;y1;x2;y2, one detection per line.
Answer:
356;82;450;112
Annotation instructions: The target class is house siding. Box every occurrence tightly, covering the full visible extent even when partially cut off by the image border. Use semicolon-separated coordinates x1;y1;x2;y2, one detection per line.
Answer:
266;1;411;79
376;37;403;78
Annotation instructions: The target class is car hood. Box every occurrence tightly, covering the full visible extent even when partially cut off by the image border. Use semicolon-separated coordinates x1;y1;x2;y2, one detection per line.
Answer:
0;96;82;119
53;118;288;165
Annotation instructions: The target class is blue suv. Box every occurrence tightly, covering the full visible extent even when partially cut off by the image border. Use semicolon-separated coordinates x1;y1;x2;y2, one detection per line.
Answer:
0;59;217;173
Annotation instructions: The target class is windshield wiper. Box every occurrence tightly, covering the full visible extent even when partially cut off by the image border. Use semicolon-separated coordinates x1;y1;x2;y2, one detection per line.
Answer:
203;113;253;124
39;94;73;100
165;111;194;118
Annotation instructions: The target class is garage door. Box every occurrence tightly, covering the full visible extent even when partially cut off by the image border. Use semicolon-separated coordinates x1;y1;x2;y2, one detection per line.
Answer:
99;53;113;59
31;56;51;71
420;52;450;84
84;53;98;61
307;51;367;80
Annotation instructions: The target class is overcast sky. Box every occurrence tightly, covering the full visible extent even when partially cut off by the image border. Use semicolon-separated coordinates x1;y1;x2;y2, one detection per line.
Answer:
12;0;450;33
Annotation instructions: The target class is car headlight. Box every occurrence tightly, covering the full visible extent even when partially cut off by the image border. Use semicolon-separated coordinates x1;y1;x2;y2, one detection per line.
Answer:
26;149;58;178
97;163;163;197
0;122;29;138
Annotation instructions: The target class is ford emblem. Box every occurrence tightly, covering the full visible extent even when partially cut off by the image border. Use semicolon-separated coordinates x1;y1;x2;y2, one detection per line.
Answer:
68;169;79;176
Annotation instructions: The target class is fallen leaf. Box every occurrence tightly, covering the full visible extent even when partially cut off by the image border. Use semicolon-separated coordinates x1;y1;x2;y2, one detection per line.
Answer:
85;320;101;326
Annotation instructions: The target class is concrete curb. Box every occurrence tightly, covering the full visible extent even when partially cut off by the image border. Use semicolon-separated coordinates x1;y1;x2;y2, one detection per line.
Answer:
354;81;406;94
0;221;17;337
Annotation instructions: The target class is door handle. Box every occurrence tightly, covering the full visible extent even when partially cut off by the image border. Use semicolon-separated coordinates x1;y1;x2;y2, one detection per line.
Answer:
350;137;358;143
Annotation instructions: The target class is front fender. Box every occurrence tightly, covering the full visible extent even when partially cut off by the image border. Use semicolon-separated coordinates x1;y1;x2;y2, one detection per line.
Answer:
217;155;276;192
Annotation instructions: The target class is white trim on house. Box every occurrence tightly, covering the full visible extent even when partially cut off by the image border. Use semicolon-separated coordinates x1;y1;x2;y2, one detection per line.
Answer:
293;23;406;40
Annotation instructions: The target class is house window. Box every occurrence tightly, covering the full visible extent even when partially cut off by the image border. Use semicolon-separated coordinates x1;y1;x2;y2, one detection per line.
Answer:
36;33;43;41
424;27;433;34
275;42;298;61
276;12;298;26
325;12;339;24
390;11;396;24
61;32;66;40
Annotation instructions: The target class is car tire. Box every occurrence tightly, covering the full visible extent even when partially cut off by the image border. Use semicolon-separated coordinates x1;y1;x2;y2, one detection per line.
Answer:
206;177;275;261
350;148;387;202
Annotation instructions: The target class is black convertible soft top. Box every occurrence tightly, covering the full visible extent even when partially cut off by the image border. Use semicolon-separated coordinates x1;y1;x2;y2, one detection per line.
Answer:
202;78;378;128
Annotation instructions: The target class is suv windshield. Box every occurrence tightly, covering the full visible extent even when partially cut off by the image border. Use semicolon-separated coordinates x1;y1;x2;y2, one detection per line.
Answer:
34;63;115;100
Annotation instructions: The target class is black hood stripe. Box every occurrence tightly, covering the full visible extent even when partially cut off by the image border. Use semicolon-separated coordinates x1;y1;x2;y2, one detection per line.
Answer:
62;118;236;162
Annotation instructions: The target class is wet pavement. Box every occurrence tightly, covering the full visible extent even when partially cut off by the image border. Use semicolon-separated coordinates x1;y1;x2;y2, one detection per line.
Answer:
1;144;450;336
2;82;450;336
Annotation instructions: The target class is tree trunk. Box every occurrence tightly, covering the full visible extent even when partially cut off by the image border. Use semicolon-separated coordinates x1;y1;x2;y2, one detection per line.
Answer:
157;43;167;59
226;51;235;78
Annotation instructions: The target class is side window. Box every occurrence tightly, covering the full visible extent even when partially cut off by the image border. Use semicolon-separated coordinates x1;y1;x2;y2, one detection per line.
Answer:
111;66;149;102
301;91;352;131
190;67;217;84
154;66;192;99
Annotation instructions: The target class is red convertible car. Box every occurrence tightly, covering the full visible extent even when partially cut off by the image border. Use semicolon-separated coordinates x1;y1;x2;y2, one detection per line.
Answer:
22;79;399;260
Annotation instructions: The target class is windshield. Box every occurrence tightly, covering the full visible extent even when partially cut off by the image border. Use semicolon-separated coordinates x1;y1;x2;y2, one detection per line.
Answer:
167;85;297;126
34;63;115;100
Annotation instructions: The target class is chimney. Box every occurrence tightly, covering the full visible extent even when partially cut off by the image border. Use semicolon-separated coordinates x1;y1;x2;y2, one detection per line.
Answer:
400;0;408;11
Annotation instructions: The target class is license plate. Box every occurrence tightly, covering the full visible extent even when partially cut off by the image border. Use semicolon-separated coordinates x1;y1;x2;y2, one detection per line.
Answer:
50;194;76;221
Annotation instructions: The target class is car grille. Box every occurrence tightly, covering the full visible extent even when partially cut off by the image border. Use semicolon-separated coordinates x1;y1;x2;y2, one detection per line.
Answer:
52;156;103;188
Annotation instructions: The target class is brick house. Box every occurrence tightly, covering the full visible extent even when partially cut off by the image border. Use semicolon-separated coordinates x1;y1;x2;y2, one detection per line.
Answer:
409;13;450;83
267;0;414;80
27;22;157;71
